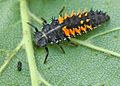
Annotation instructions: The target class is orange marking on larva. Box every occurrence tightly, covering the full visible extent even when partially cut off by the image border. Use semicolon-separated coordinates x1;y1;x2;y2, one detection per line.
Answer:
86;25;93;30
78;26;82;35
64;13;69;19
62;26;70;36
58;15;64;24
75;28;81;34
71;10;75;17
84;12;88;16
81;26;87;32
78;14;82;18
86;19;90;22
69;29;75;35
80;20;84;24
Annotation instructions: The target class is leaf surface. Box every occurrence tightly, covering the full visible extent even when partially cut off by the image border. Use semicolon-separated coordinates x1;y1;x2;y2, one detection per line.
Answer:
0;0;120;86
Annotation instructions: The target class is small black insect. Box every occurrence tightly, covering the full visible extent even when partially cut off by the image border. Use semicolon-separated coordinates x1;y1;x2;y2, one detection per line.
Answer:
28;8;110;64
17;61;22;71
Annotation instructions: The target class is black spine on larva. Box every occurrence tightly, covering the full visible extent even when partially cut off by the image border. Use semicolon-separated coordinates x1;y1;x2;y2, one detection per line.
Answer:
88;9;110;27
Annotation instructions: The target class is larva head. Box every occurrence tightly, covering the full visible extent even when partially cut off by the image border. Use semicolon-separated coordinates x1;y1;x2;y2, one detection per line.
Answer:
34;24;52;47
34;31;48;47
27;22;48;47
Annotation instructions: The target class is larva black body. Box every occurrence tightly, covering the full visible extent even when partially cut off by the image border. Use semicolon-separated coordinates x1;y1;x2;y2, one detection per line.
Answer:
34;9;110;46
28;9;110;63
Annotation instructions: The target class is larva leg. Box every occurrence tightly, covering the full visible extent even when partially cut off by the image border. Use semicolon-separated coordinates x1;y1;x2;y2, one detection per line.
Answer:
67;38;78;46
41;17;47;25
59;6;65;16
27;22;39;32
57;43;65;54
44;46;49;64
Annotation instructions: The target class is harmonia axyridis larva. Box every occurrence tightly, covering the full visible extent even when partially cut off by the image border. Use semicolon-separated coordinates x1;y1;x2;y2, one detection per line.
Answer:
28;9;110;64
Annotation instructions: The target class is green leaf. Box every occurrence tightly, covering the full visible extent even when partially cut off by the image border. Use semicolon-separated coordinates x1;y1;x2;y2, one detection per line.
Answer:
0;0;120;86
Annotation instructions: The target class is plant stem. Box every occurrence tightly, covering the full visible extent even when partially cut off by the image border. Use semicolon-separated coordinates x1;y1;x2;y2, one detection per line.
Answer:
20;0;39;86
87;27;120;41
37;71;52;86
71;39;120;58
28;11;43;25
